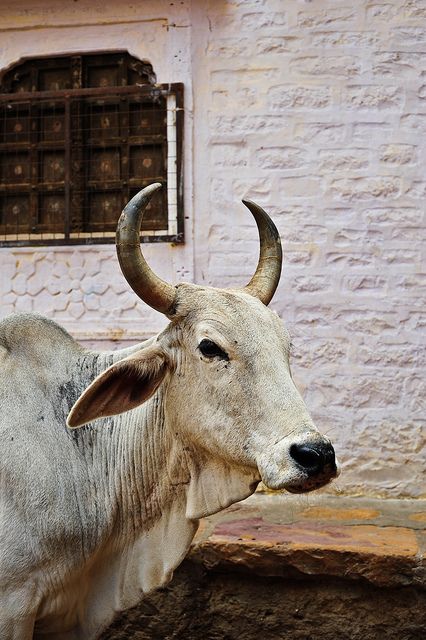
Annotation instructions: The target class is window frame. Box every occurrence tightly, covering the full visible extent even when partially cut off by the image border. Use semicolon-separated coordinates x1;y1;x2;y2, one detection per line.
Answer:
0;58;184;247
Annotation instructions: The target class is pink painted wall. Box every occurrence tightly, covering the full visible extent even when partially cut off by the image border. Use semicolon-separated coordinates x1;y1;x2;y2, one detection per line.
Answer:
0;0;425;498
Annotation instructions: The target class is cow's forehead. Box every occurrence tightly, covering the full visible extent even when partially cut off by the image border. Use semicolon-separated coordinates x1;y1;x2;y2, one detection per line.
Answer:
168;283;290;351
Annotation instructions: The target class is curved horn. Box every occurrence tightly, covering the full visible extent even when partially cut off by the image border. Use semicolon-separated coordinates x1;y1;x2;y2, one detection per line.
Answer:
241;199;283;306
116;183;176;316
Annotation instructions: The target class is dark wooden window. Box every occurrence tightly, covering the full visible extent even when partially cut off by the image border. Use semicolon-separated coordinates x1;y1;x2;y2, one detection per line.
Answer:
0;52;183;246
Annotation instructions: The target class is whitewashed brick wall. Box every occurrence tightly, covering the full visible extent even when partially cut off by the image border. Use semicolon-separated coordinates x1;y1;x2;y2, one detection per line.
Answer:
0;0;425;497
191;0;426;499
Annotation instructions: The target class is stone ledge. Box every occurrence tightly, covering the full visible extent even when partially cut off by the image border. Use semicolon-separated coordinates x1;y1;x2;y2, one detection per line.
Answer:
190;494;426;590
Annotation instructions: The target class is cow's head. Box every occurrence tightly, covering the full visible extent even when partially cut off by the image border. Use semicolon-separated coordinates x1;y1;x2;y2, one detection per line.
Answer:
68;184;338;503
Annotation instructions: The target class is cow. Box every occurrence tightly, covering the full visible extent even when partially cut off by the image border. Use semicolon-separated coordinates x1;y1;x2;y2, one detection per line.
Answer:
0;183;338;639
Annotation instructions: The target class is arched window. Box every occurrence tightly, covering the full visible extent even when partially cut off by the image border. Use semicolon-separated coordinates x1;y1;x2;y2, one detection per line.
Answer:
0;52;183;246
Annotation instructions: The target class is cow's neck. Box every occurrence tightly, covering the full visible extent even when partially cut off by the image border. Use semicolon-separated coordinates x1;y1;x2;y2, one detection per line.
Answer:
69;347;258;636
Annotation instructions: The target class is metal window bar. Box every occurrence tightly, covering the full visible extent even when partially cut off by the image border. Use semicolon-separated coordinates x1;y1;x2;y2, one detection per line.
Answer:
0;83;184;247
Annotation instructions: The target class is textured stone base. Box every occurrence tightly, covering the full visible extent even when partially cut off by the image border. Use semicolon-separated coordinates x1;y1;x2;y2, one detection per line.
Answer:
101;495;426;639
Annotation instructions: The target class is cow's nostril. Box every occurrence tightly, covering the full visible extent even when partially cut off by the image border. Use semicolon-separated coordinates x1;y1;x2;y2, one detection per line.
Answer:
289;443;323;473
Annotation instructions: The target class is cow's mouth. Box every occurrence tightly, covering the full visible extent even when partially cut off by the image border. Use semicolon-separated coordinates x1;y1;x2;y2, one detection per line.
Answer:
259;453;340;494
283;467;338;494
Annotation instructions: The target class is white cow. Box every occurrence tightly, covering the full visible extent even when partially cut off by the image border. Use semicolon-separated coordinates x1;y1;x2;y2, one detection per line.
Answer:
0;184;337;639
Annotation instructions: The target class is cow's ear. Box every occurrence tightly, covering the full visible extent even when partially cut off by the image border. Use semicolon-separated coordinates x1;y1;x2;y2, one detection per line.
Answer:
67;346;169;429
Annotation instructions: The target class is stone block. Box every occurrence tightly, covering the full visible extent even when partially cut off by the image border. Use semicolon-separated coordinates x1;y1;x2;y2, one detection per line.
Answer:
255;146;305;170
373;51;426;75
268;85;332;110
255;36;296;55
311;30;378;48
279;176;321;198
294;122;346;143
291;276;331;293
343;85;403;109
363;206;423;226
291;55;361;77
342;275;387;293
379;143;417;165
318;148;369;172
297;8;356;29
329;176;401;201
240;12;286;31
211;143;248;168
352;122;392;140
392;26;426;44
403;0;426;19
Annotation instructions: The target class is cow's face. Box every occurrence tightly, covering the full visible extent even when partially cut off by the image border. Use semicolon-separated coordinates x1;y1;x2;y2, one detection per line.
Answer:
67;183;338;497
68;283;338;495
163;285;338;493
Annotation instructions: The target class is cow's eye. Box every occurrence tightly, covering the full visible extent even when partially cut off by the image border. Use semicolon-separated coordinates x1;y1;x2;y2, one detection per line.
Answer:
198;339;229;361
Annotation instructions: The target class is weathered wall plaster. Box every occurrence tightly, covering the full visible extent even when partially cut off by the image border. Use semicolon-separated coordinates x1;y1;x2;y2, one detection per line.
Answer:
0;0;424;498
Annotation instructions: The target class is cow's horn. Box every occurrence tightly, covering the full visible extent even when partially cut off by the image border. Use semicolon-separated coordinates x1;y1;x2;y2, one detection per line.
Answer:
116;183;176;316
241;199;282;306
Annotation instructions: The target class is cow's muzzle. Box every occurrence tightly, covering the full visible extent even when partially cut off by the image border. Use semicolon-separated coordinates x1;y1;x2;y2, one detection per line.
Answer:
285;439;338;493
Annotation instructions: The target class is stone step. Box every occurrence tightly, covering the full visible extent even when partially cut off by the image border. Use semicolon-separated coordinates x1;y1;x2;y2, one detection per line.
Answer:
191;494;426;589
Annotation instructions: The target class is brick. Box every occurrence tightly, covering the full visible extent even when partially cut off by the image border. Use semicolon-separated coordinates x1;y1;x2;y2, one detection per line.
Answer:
334;228;384;246
211;143;248;168
392;26;426;44
318;148;369;172
291;339;348;367
394;273;426;289
279;176;321;198
210;114;285;135
285;250;313;265
297;8;356;28
342;275;387;293
292;305;334;329
353;122;392;140
311;31;378;48
381;250;421;265
206;38;249;58
329;177;401;201
285;225;328;245
212;87;258;109
391;225;426;243
343;85;403;109
373;51;426;75
291;276;331;293
268;85;332;110
405;375;426;411
350;376;404;408
294;123;346;144
363;207;423;226
240;12;286;31
255;36;296;55
336;310;397;335
379;143;417;165
291;55;361;77
326;252;375;267
357;344;426;368
403;0;426;19
401;113;426;133
255;145;306;170
304;377;352;407
232;177;273;201
367;3;400;20
407;180;426;198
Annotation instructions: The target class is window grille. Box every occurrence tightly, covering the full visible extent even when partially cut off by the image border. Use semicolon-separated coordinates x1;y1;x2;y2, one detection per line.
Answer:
0;53;183;246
